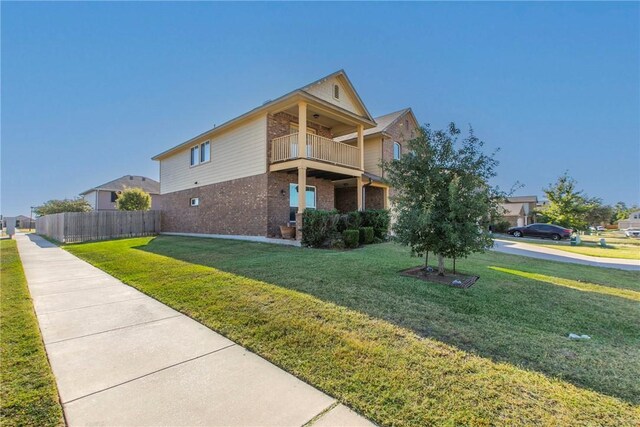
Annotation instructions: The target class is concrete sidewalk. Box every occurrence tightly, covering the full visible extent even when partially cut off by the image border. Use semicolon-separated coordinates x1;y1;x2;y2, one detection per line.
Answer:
16;234;374;427
492;239;640;271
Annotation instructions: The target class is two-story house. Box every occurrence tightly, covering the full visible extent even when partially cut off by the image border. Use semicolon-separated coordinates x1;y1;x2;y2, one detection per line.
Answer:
153;70;418;238
80;175;162;211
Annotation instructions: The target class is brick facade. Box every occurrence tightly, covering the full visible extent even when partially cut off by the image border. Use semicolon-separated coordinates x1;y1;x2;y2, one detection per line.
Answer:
267;171;335;237
160;174;269;235
161;171;338;238
335;187;357;213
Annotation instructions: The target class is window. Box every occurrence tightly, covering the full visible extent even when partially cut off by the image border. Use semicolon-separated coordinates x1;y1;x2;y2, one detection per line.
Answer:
190;197;200;207
110;191;119;203
190;141;211;166
289;183;316;222
200;141;210;163
333;84;340;99
190;145;199;166
393;142;402;160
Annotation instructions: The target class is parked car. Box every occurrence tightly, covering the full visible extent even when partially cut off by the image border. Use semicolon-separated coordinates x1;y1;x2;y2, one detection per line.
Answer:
596;225;606;232
507;223;572;240
624;229;640;238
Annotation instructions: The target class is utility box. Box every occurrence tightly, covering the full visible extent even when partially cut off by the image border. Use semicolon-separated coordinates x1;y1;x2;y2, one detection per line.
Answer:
5;217;16;238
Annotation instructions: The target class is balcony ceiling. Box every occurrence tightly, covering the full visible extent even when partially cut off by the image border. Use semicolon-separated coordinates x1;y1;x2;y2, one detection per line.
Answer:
281;105;358;137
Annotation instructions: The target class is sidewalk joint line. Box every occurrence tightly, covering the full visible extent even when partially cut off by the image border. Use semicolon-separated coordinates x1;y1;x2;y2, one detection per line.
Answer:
29;283;122;296
27;275;111;285
302;401;340;427
62;343;237;404
46;314;183;345
38;296;148;315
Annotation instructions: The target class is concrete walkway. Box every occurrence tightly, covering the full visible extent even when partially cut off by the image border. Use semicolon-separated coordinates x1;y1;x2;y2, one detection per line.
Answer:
16;234;374;427
492;239;640;271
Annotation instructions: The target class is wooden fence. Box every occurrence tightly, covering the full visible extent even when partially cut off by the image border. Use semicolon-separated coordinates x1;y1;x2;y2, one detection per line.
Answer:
36;211;161;243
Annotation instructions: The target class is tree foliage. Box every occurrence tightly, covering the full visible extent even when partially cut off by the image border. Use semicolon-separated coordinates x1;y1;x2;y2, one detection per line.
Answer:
539;173;598;230
33;198;92;216
115;188;152;211
383;123;502;275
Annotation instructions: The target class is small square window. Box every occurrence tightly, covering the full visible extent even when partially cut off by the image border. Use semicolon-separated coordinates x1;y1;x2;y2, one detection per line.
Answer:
190;197;200;207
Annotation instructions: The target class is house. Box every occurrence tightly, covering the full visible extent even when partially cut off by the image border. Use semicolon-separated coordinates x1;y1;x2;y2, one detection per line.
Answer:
153;70;418;238
1;215;34;229
499;195;538;227
618;210;640;230
80;175;162;211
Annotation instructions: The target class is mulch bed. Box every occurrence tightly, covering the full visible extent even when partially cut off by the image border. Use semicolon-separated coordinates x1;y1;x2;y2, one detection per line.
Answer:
401;266;479;288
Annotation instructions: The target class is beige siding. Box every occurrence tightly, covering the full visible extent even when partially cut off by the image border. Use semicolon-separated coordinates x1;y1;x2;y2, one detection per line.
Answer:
160;115;267;194
363;136;382;176
304;75;365;116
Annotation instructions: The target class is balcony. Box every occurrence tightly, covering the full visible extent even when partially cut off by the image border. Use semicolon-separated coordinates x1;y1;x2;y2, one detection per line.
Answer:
271;132;361;170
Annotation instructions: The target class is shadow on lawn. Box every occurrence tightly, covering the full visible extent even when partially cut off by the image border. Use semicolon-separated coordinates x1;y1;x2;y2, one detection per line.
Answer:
133;236;640;404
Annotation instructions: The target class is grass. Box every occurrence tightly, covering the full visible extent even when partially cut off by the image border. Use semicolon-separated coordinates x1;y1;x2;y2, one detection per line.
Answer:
0;240;64;427
537;243;640;260
65;236;640;426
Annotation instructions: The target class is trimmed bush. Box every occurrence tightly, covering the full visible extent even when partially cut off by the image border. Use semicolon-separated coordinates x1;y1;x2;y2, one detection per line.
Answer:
301;210;340;247
343;229;360;248
338;211;362;232
492;220;511;233
361;209;390;240
359;227;374;244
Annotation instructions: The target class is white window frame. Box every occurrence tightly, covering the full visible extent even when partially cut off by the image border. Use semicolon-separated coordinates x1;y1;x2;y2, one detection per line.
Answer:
393;142;402;160
190;197;200;207
190;141;211;167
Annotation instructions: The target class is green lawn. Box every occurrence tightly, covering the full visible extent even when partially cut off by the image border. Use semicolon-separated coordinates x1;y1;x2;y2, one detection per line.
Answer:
0;240;64;427
65;236;640;425
536;242;640;260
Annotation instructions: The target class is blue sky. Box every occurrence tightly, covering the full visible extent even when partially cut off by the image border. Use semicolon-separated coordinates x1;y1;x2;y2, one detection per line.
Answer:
2;2;638;216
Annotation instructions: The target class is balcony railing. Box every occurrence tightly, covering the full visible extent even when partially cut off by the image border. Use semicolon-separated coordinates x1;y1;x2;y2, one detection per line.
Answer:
271;132;361;169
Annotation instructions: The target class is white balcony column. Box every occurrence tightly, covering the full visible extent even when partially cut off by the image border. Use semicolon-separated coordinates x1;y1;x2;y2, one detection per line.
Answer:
297;166;307;214
357;176;364;211
298;101;307;159
357;124;364;170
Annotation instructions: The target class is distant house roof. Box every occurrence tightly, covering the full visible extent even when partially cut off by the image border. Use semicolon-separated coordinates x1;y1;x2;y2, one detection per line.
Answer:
80;175;160;196
506;195;538;203
500;202;526;217
335;108;415;142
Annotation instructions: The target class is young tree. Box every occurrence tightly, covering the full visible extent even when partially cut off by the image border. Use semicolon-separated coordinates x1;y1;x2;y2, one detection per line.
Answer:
33;198;92;216
383;123;502;276
540;173;592;230
584;200;613;226
115;188;152;211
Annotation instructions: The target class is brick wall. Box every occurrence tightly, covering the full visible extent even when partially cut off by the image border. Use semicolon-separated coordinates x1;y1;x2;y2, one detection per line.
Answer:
160;174;269;235
381;112;419;178
267;171;335;237
365;186;384;210
335;187;357;213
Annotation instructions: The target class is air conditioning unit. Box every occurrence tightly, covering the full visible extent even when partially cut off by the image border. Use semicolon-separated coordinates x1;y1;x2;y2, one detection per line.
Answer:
190;197;200;207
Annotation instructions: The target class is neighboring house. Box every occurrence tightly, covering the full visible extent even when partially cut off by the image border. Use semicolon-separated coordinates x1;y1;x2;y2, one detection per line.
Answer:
80;175;162;211
153;69;419;238
618;210;640;230
1;215;34;229
499;196;538;227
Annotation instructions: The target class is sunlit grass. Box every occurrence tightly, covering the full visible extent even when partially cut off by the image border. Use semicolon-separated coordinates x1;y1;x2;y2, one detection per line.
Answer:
537;243;640;260
489;266;640;301
0;240;64;426
65;237;640;426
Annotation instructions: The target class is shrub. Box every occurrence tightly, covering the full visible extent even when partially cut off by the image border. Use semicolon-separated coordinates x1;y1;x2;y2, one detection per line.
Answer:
361;209;390;240
116;188;152;211
343;229;359;248
492;220;511;233
338;211;362;232
359;227;374;244
301;210;340;247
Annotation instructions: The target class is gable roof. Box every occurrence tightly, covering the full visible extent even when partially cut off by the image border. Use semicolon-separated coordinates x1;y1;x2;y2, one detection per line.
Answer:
335;108;416;142
80;175;160;196
500;202;526;217
152;69;376;161
299;70;374;121
507;195;538;203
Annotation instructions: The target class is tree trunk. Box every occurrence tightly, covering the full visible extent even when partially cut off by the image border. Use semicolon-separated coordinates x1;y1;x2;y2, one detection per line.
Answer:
437;254;445;276
453;257;456;274
425;251;429;269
